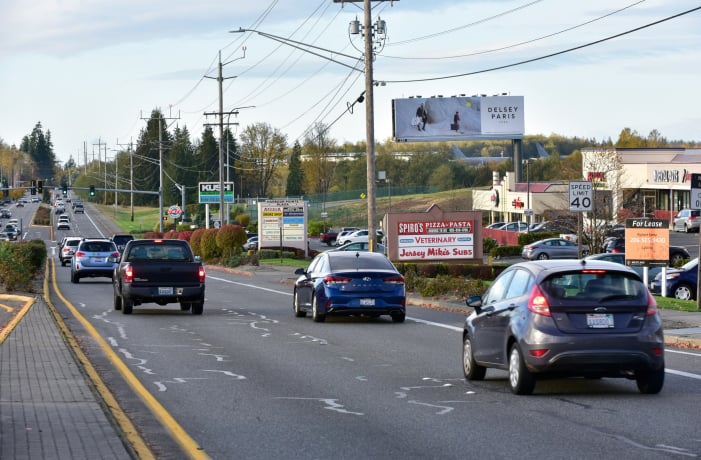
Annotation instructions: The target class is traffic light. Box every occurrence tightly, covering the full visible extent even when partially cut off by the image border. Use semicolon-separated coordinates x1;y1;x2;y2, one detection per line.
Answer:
31;186;37;195
89;185;95;196
62;184;68;195
31;180;36;195
37;180;43;194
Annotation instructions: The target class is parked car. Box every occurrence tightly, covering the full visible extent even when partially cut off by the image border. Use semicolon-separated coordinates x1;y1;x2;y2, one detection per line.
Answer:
502;221;528;232
320;227;359;246
649;258;698;300
485;222;506;229
70;238;120;283
329;241;386;253
521;238;588;260
462;259;665;395
604;237;690;265
584;252;662;281
243;236;258;251
292;251;406;323
337;229;370;246
58;237;82;266
673;209;701;233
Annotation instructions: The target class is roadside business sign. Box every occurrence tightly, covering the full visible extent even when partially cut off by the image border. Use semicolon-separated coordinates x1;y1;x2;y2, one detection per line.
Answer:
198;182;234;204
167;205;183;218
569;181;593;212
691;174;701;210
624;218;669;267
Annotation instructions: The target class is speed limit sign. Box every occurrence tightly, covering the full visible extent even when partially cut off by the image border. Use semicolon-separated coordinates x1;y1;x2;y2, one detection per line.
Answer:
569;181;593;212
691;174;701;210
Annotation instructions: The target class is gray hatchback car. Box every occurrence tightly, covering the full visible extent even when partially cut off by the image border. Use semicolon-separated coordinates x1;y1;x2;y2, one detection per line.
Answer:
673;209;701;233
70;238;119;283
462;259;664;395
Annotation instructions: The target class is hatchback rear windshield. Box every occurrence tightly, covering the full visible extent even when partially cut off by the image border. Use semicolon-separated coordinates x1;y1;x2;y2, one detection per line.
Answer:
542;271;647;301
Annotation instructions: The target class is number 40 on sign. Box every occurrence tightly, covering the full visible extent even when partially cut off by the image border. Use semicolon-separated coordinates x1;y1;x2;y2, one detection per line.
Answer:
569;181;593;212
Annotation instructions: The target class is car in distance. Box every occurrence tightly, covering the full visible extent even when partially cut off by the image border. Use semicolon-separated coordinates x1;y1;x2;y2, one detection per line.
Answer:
110;233;135;255
2;224;19;241
329;241;386;253
462;259;665;395
673;209;701;233
337;229;372;246
584;252;661;281
56;217;70;231
73;203;85;213
112;239;206;314
319;227;359;247
649;257;698;300
293;251;406;323
70;238;120;283
521;237;588;260
243;236;258;251
58;237;82;266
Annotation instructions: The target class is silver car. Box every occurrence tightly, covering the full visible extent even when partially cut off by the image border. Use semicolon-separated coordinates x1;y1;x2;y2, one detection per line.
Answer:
463;259;665;395
673;209;701;233
70;239;119;283
521;238;588;260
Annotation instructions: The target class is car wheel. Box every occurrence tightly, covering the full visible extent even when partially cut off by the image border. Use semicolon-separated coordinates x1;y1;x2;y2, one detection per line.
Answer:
293;290;306;318
537;253;549;260
70;271;79;283
636;366;665;394
669;253;685;266
327;239;335;247
191;301;204;315
312;295;325;323
121;295;133;314
508;344;535;395
462;336;486;380
390;311;405;323
673;283;695;301
684;224;690;233
114;291;122;310
180;301;191;311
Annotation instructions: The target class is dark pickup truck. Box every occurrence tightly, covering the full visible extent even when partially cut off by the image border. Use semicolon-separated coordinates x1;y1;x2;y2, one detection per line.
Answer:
111;239;206;315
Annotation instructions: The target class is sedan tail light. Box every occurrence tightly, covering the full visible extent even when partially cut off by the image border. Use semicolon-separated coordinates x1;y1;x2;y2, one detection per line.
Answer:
383;275;404;285
323;276;351;285
527;285;551;316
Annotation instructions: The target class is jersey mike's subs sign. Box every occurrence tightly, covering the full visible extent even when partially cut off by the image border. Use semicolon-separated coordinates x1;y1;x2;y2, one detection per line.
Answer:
396;219;474;261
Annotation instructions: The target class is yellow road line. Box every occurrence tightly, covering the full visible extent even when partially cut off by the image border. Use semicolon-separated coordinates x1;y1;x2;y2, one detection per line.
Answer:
0;303;14;312
0;295;34;344
48;259;209;460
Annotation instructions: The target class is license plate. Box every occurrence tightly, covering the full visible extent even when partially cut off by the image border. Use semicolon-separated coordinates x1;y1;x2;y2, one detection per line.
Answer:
360;298;375;306
91;257;104;263
158;287;174;295
586;313;614;328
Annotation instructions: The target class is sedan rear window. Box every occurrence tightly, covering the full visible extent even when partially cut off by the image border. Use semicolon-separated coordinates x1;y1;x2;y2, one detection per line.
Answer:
329;256;395;271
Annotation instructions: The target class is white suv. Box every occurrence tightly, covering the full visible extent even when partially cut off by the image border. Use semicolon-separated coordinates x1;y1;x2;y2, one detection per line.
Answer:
337;229;370;246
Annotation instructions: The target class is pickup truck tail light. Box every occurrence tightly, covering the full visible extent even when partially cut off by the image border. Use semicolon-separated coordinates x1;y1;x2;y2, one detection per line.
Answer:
198;266;206;282
124;265;134;283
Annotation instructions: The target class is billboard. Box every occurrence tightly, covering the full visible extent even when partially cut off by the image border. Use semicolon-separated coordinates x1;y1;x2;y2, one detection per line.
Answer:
199;182;234;204
393;95;524;142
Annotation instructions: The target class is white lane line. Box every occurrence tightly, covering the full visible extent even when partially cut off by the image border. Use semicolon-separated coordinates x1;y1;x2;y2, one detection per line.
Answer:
666;349;701;357
207;274;701;380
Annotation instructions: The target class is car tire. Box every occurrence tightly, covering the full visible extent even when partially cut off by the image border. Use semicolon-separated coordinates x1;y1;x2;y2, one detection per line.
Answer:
673;283;695;301
684;224;690;233
462;336;486;381
114;291;122;310
327;239;335;247
121;295;133;314
293;290;306;318
636;366;665;394
390;311;405;323
180;301;191;311
537;253;549;260
191;301;204;315
508;344;535;395
312;295;325;323
70;271;79;283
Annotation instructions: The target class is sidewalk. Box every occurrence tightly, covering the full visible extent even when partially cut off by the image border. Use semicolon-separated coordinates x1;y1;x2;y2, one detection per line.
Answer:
1;266;700;459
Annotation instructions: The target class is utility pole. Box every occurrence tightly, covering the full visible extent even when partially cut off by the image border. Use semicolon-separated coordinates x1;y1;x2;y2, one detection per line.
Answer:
140;110;180;232
204;46;246;226
93;138;106;174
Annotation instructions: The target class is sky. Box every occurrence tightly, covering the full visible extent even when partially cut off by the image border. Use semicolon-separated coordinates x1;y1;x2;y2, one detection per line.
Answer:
1;0;700;167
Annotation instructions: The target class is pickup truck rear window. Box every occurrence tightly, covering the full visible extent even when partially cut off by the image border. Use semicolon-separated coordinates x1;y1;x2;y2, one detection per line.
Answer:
127;245;189;262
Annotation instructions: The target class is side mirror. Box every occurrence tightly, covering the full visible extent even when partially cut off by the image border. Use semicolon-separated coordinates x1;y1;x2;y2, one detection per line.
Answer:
294;267;306;275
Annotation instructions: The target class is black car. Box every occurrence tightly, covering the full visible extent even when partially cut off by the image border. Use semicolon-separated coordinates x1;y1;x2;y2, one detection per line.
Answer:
604;237;690;265
462;259;665;395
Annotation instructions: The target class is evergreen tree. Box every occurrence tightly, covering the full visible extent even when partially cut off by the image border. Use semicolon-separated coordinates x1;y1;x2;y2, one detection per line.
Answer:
286;140;305;196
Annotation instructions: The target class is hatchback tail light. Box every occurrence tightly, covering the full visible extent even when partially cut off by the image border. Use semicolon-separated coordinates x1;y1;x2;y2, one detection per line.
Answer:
75;251;85;257
323;276;351;285
527;285;551;316
198;266;206;282
646;291;658;316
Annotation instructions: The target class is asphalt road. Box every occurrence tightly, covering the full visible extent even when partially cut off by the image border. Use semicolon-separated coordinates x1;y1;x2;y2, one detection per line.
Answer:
8;198;701;458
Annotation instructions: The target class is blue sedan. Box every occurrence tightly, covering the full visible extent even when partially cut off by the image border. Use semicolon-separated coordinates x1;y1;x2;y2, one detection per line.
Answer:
649;258;698;300
293;251;406;323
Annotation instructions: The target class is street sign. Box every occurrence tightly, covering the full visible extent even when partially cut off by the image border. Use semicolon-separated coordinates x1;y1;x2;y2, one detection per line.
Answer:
691;174;701;210
569;181;593;212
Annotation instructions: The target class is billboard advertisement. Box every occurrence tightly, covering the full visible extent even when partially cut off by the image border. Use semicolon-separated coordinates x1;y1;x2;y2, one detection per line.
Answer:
392;95;524;142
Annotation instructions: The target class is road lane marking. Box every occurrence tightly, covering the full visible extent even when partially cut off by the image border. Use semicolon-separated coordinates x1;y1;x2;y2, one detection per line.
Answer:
666;369;701;380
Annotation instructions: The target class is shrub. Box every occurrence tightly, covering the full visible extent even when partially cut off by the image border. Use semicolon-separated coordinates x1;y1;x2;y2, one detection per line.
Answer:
235;213;250;228
491;245;522;258
143;232;163;239
0;240;46;291
200;228;222;261
189;228;206;256
518;231;558;246
177;231;193;242
163;230;178;239
216;224;247;259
